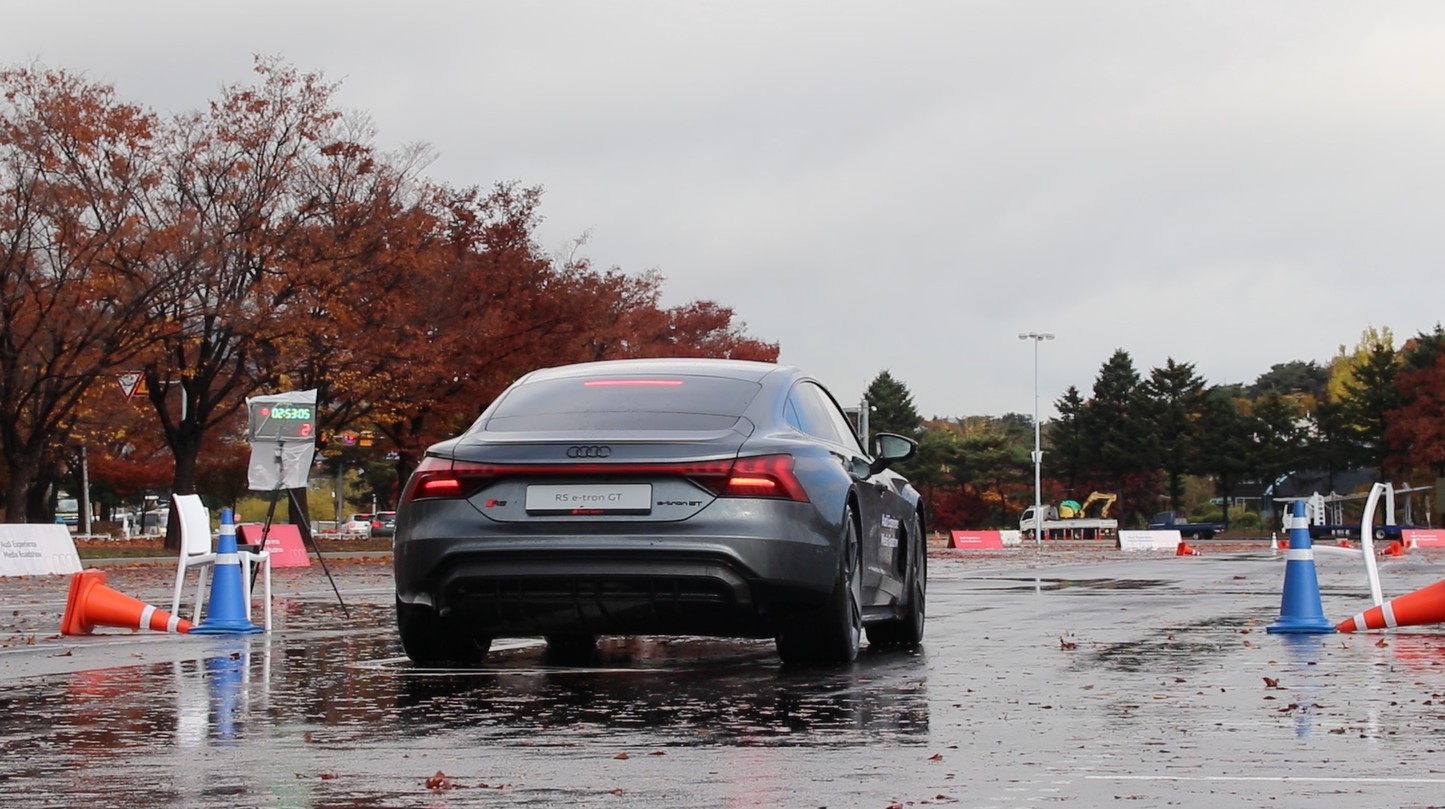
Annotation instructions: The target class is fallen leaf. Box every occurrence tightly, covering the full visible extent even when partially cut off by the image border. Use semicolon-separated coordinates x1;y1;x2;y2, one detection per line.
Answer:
1263;677;1280;689
426;771;453;789
1059;637;1078;650
929;753;944;762
614;752;630;760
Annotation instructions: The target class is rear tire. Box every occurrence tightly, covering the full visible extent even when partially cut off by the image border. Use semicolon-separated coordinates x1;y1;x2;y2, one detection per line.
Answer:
867;518;926;648
776;506;862;666
397;600;492;665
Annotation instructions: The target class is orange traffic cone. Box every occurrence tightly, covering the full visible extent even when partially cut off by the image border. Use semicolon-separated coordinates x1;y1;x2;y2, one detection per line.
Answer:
1383;541;1406;558
1337;578;1445;633
1337;538;1353;549
1176;541;1200;556
61;569;192;635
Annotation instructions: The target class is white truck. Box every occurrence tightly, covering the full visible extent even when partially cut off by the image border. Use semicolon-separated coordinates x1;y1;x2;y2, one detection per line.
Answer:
1019;504;1119;540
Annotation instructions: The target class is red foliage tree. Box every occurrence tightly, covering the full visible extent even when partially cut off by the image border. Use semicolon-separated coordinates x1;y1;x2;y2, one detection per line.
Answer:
0;65;173;521
1386;350;1445;475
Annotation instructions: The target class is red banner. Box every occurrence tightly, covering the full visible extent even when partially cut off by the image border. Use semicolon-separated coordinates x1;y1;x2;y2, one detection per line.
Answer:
948;530;1004;550
239;524;311;568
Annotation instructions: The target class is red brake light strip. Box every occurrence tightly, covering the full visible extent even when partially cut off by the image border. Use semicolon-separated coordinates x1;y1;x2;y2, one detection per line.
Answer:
403;454;808;503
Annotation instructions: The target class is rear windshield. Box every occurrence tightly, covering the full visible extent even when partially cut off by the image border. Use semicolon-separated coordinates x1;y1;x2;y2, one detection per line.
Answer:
482;374;762;433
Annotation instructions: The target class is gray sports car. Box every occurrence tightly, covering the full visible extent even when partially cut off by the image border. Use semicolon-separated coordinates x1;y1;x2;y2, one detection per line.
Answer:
392;358;925;666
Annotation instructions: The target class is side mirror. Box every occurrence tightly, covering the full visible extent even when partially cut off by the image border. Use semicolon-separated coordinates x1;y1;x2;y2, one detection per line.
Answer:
867;432;918;476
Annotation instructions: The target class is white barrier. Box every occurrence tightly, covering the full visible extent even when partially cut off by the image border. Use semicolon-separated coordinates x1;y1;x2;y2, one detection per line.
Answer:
0;524;83;576
1118;529;1180;551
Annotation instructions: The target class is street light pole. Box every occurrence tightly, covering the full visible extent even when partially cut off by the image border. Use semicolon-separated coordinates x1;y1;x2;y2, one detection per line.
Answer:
1019;332;1055;548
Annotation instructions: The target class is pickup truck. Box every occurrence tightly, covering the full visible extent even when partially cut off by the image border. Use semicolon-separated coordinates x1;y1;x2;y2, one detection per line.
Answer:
1020;505;1118;540
1307;522;1412;542
1148;512;1225;539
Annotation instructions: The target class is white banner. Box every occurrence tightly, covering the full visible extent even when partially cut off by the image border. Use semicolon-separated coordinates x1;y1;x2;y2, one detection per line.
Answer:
1118;529;1181;551
0;525;82;576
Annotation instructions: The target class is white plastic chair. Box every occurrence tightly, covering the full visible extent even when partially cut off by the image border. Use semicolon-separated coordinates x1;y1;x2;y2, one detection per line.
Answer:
169;494;273;630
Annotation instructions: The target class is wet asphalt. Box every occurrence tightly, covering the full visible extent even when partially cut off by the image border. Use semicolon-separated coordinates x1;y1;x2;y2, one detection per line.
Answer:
1;545;1444;808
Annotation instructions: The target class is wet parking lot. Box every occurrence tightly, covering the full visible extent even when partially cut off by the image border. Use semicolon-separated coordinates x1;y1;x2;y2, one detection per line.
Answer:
2;547;1445;808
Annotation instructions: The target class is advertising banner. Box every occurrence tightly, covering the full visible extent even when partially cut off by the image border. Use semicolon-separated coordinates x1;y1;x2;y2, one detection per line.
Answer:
1119;529;1180;551
0;525;82;576
948;530;1005;550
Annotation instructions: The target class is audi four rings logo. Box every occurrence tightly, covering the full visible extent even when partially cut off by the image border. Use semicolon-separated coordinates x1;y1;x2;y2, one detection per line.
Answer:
566;445;612;458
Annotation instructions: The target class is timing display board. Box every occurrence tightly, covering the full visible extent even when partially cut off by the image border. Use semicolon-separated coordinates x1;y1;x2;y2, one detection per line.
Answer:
249;401;316;441
247;390;319;491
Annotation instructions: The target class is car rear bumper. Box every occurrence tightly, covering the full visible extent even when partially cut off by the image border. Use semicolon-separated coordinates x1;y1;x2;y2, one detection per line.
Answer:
393;501;840;637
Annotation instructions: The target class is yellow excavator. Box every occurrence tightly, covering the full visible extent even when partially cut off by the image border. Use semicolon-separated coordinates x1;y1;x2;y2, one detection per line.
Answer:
1057;492;1117;520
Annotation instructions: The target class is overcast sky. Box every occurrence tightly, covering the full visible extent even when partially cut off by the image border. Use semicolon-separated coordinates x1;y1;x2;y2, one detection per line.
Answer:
7;3;1445;419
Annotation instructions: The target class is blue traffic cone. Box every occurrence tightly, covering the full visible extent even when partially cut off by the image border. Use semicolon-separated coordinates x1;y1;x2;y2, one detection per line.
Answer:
1267;500;1336;634
191;508;263;635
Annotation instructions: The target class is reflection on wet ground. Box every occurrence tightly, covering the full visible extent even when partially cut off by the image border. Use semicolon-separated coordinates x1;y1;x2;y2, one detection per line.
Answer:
389;638;929;748
0;594;930;807
4;552;1445;806
975;577;1173;592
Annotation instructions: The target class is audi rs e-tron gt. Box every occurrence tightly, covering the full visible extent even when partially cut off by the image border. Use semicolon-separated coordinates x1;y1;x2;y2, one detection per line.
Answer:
392;358;925;666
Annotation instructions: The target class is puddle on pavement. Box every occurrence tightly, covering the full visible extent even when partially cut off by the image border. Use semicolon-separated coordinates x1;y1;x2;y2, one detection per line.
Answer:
975;577;1172;593
0;623;933;789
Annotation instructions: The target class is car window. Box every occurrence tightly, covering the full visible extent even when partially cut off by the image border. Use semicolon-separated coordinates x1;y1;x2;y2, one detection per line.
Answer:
817;387;865;454
482;374;762;432
788;382;847;446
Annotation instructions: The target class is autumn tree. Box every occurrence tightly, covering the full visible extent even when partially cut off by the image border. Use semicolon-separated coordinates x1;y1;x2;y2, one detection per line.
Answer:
0;66;176;522
361;182;595;486
908;424;960;528
1385;325;1445;475
1334;329;1401;476
132;59;360;522
912;417;1028;530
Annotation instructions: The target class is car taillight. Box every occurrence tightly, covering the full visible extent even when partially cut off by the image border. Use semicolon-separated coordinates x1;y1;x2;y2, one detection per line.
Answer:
403;457;500;503
401;453;808;504
720;455;808;501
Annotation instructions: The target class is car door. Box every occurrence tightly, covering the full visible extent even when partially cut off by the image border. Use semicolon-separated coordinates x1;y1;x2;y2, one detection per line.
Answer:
787;381;897;605
818;390;910;606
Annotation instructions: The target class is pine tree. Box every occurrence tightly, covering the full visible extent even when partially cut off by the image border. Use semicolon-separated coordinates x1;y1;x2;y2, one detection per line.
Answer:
1140;358;1208;513
864;371;924;441
1045;386;1088;493
1081;350;1156;526
1194;387;1251;527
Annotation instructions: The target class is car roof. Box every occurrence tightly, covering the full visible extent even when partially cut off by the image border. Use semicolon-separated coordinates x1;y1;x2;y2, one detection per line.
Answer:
516;358;795;385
